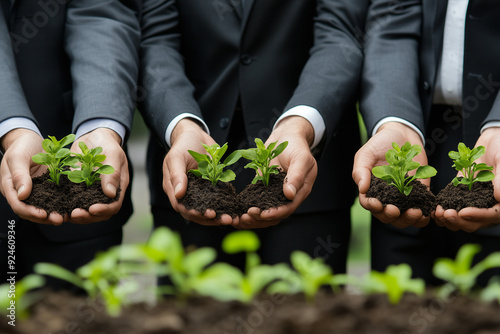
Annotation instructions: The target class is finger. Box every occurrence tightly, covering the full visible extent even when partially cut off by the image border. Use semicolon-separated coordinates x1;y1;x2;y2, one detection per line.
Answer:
358;194;384;213
6;156;33;201
457;205;500;224
164;154;188;200
353;147;379;194
282;154;316;201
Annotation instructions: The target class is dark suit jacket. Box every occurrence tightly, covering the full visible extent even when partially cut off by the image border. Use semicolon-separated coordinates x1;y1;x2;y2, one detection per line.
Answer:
0;0;141;242
140;0;368;215
361;0;500;236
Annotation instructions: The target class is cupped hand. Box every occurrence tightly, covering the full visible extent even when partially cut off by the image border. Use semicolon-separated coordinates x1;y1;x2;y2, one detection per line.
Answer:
163;118;238;227
433;127;500;232
68;128;129;224
238;116;317;229
0;129;66;224
352;122;431;228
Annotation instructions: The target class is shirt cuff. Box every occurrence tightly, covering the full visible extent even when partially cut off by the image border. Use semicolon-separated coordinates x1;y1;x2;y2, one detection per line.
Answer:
0;117;42;140
75;119;126;145
372;117;425;144
165;113;210;147
481;121;500;133
273;105;325;149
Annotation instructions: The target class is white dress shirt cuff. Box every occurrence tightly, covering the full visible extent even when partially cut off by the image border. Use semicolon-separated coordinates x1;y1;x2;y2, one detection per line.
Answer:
274;105;325;149
165;113;210;147
0;117;42;140
372;117;426;144
75;119;126;145
481;121;500;133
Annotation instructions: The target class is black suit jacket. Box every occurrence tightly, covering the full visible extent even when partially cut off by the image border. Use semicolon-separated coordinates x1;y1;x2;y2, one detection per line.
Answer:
140;0;368;214
0;0;141;242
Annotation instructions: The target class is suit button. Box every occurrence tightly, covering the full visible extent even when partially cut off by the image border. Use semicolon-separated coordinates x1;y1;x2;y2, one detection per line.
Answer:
423;81;430;91
240;54;252;65
219;117;230;129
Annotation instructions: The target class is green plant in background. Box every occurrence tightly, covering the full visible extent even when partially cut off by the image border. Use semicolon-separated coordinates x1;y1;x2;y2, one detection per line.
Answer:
372;142;437;196
480;277;500;304
0;275;45;320
32;134;78;185
267;250;347;302
35;246;140;317
188;142;242;185
449;143;494;191
433;244;500;296
240;138;288;186
66;141;115;186
361;264;425;304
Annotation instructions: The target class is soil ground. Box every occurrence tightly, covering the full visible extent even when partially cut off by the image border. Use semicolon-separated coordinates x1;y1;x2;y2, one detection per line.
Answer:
436;180;496;211
366;175;436;217
3;290;500;334
23;173;119;216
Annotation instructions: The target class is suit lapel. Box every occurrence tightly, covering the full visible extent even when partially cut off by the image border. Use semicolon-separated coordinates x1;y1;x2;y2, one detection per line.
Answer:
432;0;448;67
241;0;255;32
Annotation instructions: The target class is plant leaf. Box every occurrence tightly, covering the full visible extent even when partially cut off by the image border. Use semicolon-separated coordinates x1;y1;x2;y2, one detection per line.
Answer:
476;170;495;182
188;150;210;163
414;165;437;179
96;165;115;175
222;231;260;254
218;170;236;183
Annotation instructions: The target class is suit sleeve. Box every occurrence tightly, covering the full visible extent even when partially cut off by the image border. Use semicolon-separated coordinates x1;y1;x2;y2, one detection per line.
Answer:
0;7;37;125
482;92;500;128
138;0;204;147
360;0;424;136
65;0;140;142
284;0;369;145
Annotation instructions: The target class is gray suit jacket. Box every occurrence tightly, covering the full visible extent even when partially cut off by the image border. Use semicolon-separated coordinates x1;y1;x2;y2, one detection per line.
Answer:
0;0;141;242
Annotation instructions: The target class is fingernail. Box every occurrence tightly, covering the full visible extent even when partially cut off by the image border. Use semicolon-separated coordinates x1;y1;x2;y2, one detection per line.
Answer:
106;183;117;196
17;185;25;197
287;184;296;197
174;183;182;195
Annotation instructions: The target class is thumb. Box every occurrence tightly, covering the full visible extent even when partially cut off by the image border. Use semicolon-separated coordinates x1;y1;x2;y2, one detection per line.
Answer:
164;153;189;200
352;149;376;194
282;154;316;201
494;165;500;203
8;159;33;201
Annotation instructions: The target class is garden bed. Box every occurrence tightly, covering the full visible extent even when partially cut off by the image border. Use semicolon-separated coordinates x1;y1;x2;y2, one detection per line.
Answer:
3;290;500;334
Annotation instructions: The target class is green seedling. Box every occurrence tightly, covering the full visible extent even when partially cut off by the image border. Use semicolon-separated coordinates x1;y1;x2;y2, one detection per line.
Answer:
361;264;425;304
32;134;78;185
66;142;115;187
480;277;500;304
449;143;494;191
188;142;242;186
193;231;286;303
267;250;347;302
35;246;140;317
240;138;288;186
372;142;437;196
433;243;500;296
0;274;45;320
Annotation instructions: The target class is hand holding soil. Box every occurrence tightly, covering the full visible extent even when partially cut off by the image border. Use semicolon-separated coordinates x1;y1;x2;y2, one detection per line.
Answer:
353;123;432;228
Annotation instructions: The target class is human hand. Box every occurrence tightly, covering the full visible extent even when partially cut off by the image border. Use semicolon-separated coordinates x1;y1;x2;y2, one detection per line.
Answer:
163;118;238;227
352;122;430;228
0;129;65;224
434;127;500;232
239;116;317;229
68;128;129;224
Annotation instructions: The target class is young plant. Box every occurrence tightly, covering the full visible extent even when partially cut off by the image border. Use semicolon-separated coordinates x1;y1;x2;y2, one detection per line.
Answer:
361;263;425;304
448;143;494;191
188;142;242;186
433;243;500;296
0;274;45;320
480;277;500;304
372;141;437;196
240;138;288;186
32;134;78;185
66;141;115;187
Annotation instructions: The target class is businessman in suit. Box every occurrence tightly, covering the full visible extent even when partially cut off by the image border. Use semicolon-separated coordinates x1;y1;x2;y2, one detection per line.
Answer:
139;0;368;271
353;0;500;284
0;0;140;289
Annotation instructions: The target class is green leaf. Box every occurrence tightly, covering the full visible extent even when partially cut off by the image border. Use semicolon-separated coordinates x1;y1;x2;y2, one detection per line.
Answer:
96;165;115;175
414;165;437;179
222;231;260;254
475;163;494;172
241;149;258;161
372;165;393;179
223;150;242;166
403;185;413;196
183;247;217;277
188;150;210;163
188;169;203;177
59;134;76;148
218;170;236;183
34;263;84;289
448;151;460;160
32;153;48;164
470;145;486;162
55;148;71;159
476;170;495;182
273;141;288;157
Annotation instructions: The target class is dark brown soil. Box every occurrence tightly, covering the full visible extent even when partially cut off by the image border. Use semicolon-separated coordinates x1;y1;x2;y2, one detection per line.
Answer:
367;175;436;217
179;172;291;218
436;180;496;211
238;171;291;212
23;173;119;216
178;173;242;218
4;290;500;334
